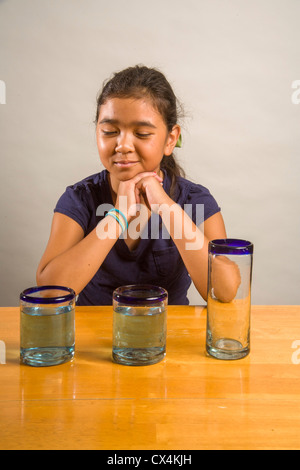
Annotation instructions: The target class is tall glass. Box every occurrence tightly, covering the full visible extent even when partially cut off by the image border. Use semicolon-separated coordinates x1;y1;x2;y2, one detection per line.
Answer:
112;285;168;366
206;239;253;360
20;286;75;367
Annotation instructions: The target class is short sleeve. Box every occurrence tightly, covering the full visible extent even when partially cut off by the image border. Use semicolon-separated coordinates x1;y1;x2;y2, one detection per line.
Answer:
54;185;92;234
183;182;221;227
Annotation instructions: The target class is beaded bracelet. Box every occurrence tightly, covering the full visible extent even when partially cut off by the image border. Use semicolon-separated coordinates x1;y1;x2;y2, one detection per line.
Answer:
105;209;128;234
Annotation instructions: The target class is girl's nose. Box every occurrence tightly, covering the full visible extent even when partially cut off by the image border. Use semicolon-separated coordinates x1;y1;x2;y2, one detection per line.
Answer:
115;133;134;154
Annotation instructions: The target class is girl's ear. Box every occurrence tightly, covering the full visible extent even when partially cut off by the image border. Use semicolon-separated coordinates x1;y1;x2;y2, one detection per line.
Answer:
164;125;181;156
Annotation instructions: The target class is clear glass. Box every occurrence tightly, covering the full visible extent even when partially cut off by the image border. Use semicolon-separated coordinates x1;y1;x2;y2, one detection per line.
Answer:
20;286;75;367
112;285;168;366
206;239;253;360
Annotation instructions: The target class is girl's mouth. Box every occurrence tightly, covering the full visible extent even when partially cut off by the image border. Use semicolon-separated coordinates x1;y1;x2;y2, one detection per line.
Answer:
114;161;139;168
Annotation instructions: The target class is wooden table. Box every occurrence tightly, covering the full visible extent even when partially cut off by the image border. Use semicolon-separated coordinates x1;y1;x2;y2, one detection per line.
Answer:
0;305;299;450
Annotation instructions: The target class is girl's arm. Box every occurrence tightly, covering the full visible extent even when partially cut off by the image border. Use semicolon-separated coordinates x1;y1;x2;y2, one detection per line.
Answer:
36;212;123;295
135;176;239;302
159;204;226;301
36;171;161;295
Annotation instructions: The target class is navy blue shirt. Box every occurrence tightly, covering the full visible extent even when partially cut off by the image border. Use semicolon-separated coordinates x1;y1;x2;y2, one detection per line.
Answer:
54;170;220;305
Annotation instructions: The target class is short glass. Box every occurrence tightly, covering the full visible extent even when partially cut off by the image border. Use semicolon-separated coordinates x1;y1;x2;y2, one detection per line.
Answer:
206;239;254;360
20;286;75;367
112;285;168;366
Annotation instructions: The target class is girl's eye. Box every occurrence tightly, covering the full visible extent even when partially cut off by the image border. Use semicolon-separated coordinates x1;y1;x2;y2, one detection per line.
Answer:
136;133;151;138
102;130;117;136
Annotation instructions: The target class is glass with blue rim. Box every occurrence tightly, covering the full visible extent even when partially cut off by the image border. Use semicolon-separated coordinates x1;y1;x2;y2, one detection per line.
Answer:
206;239;254;360
20;285;75;366
112;285;168;365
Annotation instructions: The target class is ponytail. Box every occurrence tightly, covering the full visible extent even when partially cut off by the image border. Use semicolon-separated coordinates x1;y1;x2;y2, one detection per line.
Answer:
161;153;185;199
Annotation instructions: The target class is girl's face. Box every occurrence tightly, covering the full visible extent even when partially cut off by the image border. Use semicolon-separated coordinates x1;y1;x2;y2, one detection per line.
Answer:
96;97;180;183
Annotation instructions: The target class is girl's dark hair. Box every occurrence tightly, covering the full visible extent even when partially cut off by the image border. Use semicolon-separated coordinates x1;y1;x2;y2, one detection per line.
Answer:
95;65;185;197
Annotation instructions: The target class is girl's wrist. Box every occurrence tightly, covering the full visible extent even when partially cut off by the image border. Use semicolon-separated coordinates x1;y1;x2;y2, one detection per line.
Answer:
151;195;174;215
115;197;131;222
106;208;128;233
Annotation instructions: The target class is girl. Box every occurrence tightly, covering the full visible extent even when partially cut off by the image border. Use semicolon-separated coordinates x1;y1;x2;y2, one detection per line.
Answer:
36;65;229;305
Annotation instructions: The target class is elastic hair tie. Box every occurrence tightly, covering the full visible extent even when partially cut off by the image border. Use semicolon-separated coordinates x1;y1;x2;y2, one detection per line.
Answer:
111;208;129;230
105;210;126;233
175;133;182;148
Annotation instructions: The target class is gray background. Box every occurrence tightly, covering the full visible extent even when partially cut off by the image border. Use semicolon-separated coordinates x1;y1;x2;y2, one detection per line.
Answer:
0;0;299;306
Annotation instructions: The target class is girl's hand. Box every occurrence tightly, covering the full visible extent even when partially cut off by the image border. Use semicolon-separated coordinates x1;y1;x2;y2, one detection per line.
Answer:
135;173;172;212
115;172;165;220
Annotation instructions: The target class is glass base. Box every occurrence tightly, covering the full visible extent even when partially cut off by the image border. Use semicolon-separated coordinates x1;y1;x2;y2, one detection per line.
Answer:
112;347;165;366
206;338;249;360
20;346;74;367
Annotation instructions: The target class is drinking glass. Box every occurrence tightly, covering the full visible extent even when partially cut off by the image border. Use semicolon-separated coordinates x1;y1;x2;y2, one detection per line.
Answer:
20;286;75;367
206;239;253;360
112;285;168;366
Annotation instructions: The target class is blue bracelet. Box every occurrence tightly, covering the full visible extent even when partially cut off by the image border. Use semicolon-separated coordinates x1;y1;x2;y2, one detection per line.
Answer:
105;211;125;233
111;208;129;230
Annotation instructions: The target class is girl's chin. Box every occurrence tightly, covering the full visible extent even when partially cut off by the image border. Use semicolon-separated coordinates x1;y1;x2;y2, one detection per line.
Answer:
108;167;139;184
107;163;161;181
110;165;148;178
112;168;140;180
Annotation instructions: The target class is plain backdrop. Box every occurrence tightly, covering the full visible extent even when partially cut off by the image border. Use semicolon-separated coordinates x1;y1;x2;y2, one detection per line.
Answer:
0;0;299;306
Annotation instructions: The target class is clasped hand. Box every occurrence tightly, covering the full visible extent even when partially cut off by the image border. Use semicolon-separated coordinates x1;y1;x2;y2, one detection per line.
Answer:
115;172;172;220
